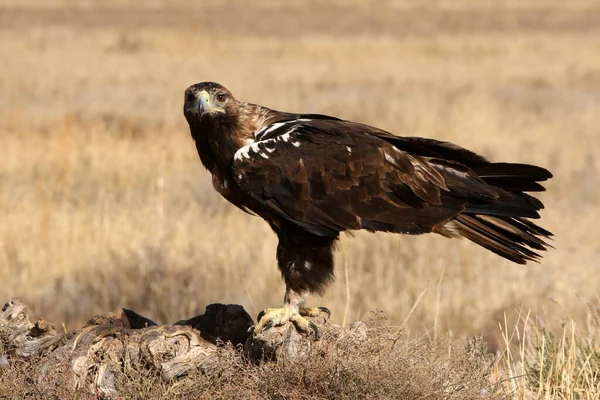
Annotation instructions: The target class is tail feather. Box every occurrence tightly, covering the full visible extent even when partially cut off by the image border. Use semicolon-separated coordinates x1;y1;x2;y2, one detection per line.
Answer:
448;162;552;264
473;162;552;181
464;202;541;219
387;136;553;264
477;215;550;250
513;216;553;238
463;188;545;219
451;214;550;264
480;178;546;192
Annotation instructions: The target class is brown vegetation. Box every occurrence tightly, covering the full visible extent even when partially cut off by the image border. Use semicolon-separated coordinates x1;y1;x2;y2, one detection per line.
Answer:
1;0;599;398
1;298;502;399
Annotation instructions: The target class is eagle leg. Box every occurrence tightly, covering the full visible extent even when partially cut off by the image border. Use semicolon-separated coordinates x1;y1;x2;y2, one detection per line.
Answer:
254;288;329;338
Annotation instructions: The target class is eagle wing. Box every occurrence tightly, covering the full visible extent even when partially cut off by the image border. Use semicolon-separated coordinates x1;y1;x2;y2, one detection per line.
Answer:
231;118;495;237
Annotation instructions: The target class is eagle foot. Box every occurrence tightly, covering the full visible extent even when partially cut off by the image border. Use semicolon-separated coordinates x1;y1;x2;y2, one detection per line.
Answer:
254;307;328;338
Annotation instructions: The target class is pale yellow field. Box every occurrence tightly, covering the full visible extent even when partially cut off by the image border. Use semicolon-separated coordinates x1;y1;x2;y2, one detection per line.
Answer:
1;1;599;397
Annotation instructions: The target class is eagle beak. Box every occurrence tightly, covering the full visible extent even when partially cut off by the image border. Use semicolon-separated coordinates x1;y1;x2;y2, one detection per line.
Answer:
197;90;225;115
198;90;210;114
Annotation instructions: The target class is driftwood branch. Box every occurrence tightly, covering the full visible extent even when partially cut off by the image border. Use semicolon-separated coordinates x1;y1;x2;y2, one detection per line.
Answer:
0;298;341;397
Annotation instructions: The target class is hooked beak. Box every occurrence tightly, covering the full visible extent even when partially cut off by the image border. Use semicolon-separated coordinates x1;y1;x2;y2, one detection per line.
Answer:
197;90;210;114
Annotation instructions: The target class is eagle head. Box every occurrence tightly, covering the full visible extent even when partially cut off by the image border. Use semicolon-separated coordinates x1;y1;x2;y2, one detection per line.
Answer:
184;82;258;173
183;82;239;126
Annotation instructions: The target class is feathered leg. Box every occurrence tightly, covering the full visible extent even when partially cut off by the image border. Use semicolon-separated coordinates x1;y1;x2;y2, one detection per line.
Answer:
254;225;336;337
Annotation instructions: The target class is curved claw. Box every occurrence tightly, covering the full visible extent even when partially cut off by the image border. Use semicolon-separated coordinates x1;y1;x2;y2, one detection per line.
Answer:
257;310;266;322
308;321;320;339
263;320;274;332
247;324;256;333
318;306;331;320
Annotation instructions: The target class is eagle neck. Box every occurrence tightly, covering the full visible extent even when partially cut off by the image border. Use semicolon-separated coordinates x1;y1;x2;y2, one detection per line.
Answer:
192;115;240;174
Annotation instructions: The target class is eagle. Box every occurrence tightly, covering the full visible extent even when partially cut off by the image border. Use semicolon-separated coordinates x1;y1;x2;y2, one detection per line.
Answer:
183;82;552;336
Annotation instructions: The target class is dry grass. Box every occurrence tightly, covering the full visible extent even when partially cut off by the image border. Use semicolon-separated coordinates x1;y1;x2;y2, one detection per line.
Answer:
1;318;502;400
1;0;599;398
498;303;600;399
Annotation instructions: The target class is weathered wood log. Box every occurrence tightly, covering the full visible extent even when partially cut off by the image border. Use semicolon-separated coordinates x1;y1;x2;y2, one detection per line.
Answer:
0;298;339;398
0;298;66;358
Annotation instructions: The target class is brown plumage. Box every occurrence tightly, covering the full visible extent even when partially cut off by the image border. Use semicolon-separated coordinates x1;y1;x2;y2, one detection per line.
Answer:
183;81;553;334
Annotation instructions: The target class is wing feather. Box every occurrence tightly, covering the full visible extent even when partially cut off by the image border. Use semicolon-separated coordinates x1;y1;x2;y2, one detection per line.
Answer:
232;119;463;236
229;114;551;264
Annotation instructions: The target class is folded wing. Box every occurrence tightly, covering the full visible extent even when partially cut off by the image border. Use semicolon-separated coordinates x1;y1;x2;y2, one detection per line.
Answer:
232;117;552;264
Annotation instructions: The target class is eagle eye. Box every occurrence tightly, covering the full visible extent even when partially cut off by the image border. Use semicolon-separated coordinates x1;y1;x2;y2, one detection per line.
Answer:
215;93;227;103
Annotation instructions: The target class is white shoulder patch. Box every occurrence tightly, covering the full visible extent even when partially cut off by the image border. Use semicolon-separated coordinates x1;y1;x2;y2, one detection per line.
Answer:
255;122;287;140
254;119;313;140
237;121;306;162
236;141;266;160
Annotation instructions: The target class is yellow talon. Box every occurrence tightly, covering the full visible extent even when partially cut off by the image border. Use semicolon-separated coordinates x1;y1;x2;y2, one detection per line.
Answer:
254;307;291;334
254;306;329;338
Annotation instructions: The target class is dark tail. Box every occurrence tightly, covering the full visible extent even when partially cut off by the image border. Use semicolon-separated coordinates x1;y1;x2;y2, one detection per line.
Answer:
450;162;553;264
385;136;554;264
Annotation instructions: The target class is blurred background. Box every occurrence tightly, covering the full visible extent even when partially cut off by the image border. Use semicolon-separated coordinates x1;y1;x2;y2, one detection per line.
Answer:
1;0;599;351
